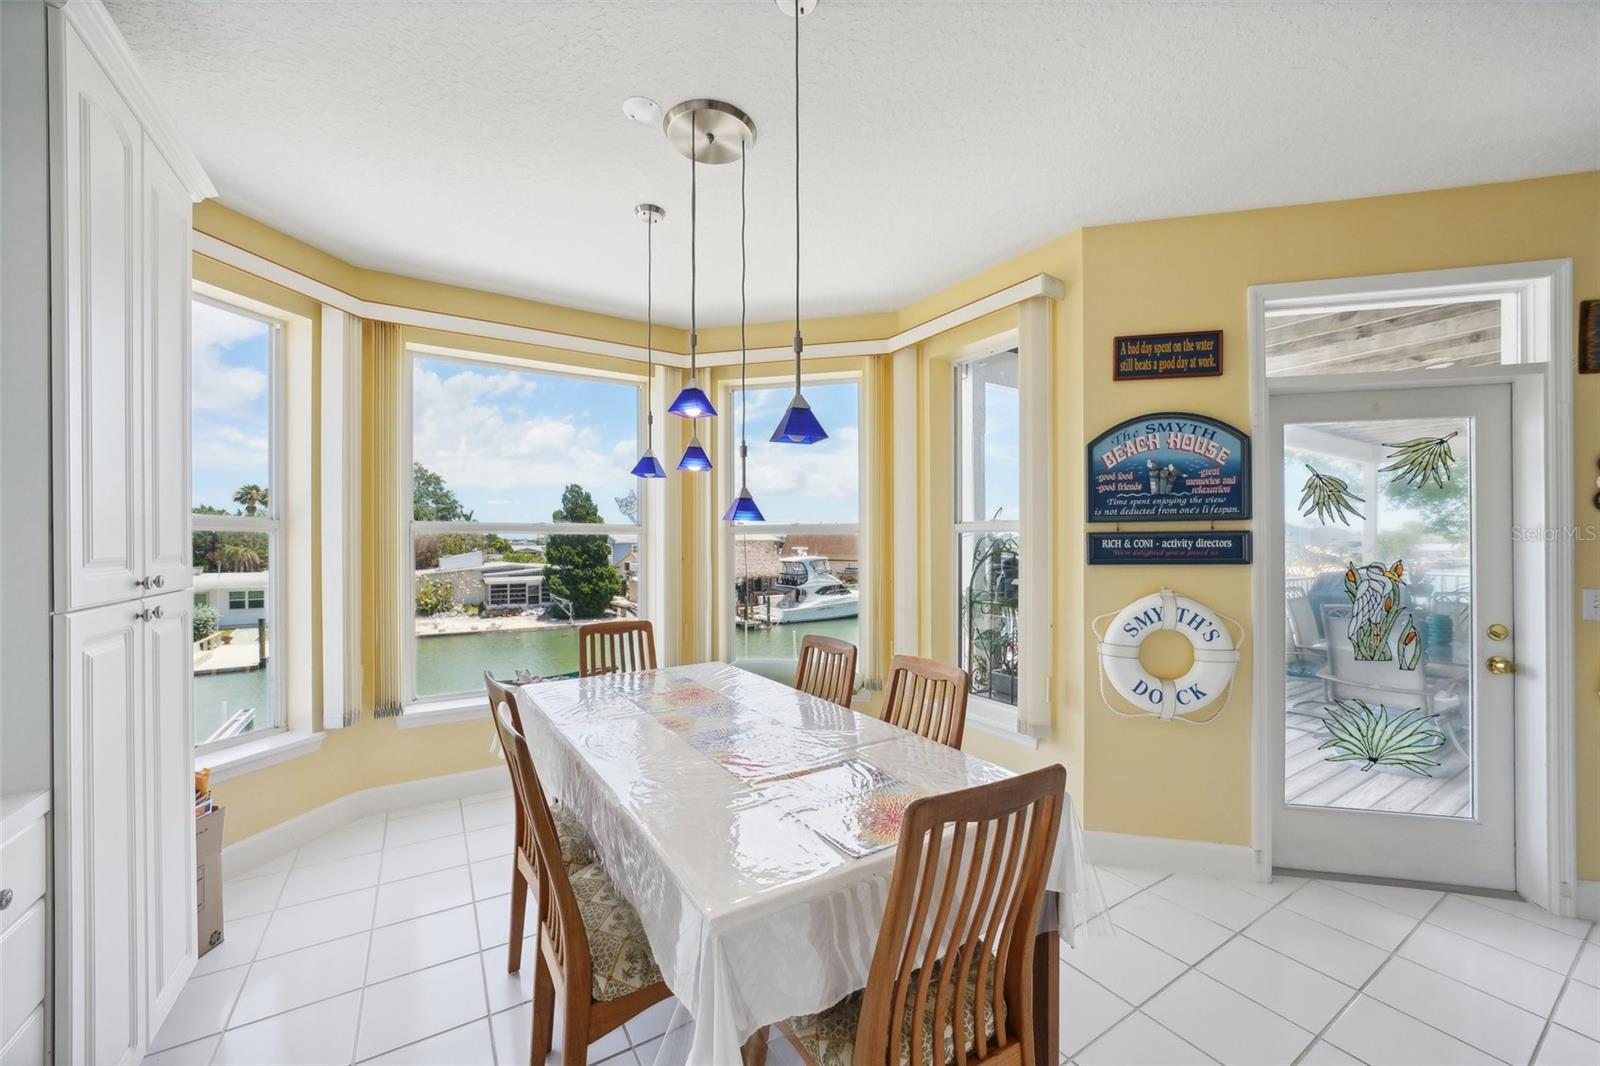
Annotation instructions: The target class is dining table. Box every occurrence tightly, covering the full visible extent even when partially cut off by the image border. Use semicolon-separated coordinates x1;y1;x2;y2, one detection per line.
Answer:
516;661;1108;1066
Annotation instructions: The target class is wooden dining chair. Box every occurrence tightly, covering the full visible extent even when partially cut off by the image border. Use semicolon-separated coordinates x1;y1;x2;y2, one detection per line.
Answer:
761;764;1066;1066
578;619;658;677
495;700;673;1066
483;673;595;968
881;654;971;749
794;635;858;708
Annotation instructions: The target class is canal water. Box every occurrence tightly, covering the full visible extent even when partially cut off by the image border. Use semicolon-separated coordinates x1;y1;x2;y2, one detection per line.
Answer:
194;616;860;744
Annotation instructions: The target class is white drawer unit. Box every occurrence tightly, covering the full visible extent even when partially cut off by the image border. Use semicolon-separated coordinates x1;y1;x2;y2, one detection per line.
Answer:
0;1006;44;1066
0;899;47;1053
0;816;46;937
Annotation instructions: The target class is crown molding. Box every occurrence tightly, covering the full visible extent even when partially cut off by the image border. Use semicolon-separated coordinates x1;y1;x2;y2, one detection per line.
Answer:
62;0;217;201
195;228;1064;369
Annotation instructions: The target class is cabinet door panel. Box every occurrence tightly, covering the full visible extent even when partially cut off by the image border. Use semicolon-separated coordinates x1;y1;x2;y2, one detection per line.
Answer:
58;23;144;611
55;602;145;1065
142;139;193;594
144;589;197;1032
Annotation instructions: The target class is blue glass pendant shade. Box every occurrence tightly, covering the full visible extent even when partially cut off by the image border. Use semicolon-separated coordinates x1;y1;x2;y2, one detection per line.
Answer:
722;487;765;522
677;425;712;472
668;384;717;419
630;450;667;479
770;392;828;444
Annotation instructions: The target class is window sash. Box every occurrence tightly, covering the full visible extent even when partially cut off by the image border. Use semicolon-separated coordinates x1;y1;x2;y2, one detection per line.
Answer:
402;346;651;708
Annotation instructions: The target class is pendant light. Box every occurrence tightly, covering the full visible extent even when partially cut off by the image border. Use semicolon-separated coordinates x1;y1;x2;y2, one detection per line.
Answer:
668;110;716;425
770;0;827;446
630;203;668;479
724;142;765;522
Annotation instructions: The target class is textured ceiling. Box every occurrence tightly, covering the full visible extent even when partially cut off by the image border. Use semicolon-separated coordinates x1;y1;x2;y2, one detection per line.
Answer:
109;0;1600;328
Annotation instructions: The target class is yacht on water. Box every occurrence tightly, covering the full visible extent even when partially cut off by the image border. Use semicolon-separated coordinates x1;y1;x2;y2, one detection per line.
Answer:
743;553;860;625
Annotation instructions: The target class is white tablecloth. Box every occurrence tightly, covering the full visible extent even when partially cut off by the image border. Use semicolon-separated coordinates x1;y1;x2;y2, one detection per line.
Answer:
518;663;1107;1066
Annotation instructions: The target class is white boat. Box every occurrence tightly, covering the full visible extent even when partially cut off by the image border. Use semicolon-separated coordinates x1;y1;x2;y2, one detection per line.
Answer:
765;554;860;624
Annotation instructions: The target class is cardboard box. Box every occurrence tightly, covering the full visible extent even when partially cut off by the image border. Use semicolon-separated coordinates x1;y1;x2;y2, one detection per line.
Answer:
195;806;225;957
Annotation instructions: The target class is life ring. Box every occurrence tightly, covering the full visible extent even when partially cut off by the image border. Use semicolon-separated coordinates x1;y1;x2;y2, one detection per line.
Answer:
1093;589;1242;724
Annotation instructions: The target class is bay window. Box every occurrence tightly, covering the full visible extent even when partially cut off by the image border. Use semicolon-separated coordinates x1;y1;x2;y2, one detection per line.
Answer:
727;379;863;665
954;349;1021;712
192;295;282;749
407;350;647;704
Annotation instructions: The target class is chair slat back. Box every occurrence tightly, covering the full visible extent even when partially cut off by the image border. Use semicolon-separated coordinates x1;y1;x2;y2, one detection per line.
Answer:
578;619;658;677
484;672;530;838
794;635;858;708
882;654;971;748
493;700;593;996
855;765;1066;1066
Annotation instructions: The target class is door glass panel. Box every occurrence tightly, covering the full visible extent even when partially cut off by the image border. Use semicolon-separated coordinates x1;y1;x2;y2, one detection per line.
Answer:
1282;416;1473;817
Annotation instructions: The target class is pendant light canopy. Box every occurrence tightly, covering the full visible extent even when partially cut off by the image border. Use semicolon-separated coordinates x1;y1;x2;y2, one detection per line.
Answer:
724;142;765;523
770;0;827;446
667;110;716;427
630;203;668;479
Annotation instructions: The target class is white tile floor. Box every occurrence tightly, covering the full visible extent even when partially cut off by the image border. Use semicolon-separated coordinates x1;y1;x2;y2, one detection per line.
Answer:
147;791;1600;1066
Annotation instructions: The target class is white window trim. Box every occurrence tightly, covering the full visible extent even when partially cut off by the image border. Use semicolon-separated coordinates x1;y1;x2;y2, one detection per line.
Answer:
717;372;867;671
1247;258;1575;912
946;297;1052;744
191;293;287;755
401;345;654;711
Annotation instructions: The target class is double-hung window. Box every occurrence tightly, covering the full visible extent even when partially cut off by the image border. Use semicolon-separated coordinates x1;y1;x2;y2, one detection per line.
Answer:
192;296;282;749
728;379;863;661
407;350;647;703
954;349;1021;713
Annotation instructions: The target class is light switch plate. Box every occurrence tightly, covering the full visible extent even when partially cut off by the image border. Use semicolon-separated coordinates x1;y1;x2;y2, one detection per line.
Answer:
1584;589;1600;622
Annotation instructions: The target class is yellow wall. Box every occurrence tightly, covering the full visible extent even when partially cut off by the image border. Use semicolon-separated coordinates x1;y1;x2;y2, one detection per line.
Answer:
196;176;1600;878
897;171;1600;877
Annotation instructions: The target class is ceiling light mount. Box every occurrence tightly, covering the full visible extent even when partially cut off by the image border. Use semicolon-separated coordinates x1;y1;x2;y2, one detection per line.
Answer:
634;202;665;224
775;0;818;17
662;99;756;165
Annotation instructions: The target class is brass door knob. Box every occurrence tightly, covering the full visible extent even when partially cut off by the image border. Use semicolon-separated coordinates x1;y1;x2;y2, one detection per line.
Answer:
1486;655;1516;675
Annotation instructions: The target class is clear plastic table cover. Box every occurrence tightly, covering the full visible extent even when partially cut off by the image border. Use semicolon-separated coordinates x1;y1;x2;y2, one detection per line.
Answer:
518;663;1110;1066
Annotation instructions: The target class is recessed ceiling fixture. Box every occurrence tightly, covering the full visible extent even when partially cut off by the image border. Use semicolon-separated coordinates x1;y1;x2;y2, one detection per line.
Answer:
724;142;765;522
630;202;667;480
621;95;661;125
770;0;827;446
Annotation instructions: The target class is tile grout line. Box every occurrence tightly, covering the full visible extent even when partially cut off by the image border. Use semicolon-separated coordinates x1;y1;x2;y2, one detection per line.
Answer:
200;843;298;1063
1527;921;1596;1066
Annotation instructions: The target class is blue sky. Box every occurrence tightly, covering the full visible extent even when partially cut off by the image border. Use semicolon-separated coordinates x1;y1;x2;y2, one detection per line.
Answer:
737;380;860;524
413;356;639;524
192;300;272;513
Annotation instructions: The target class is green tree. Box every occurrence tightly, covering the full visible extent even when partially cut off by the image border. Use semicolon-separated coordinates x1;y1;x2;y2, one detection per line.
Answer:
415;577;455;616
546;484;621;619
233;484;269;516
193;603;219;642
413;463;474;521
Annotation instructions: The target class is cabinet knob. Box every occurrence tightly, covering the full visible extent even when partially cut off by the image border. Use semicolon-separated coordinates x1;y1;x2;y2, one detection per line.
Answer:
152;575;165;589
136;606;164;622
0;888;12;910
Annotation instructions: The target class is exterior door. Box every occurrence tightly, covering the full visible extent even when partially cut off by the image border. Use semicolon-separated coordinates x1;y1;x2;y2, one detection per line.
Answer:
1270;383;1514;888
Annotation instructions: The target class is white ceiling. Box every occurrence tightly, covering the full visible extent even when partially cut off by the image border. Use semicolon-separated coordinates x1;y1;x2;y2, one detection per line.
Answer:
108;0;1600;329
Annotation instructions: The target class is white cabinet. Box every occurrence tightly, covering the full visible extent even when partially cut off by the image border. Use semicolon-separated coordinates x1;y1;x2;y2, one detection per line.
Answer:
0;801;50;1065
143;590;197;1029
56;23;194;613
141;139;195;597
48;8;207;1065
54;601;145;1066
56;19;146;613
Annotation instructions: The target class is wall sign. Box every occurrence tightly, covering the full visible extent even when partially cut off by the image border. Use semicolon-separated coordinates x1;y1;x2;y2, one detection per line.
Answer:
1088;412;1251;521
1088;531;1251;565
1114;330;1223;381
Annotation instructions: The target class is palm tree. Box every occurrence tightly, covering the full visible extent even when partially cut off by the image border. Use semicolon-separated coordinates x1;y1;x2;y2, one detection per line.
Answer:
233;484;269;516
220;543;263;572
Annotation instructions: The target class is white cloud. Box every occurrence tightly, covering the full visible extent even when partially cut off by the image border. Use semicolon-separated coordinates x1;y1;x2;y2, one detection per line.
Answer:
411;364;633;520
192;301;269;416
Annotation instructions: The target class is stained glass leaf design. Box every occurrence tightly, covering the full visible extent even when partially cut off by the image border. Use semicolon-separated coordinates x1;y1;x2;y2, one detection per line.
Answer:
1299;466;1364;525
1318;698;1444;775
1381;432;1458;490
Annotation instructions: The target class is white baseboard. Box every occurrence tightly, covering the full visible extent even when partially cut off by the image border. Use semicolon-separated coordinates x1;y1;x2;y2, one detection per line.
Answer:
222;766;506;876
1085;829;1257;881
1577;880;1600;921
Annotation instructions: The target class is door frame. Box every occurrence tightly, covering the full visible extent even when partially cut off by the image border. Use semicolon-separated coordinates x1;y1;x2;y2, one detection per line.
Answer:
1247;259;1576;914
